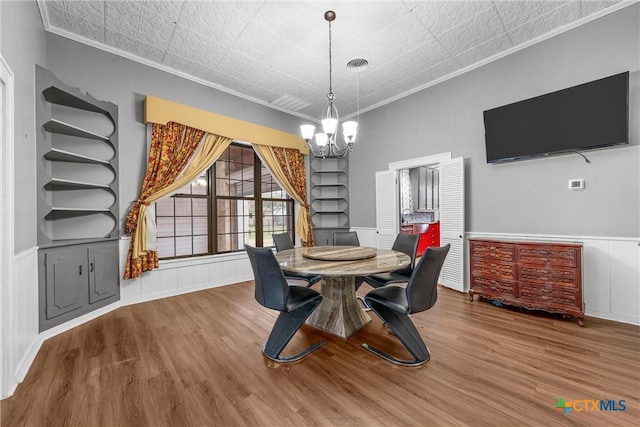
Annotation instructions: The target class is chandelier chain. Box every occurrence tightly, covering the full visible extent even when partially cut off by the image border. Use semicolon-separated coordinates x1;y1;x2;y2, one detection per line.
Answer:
328;19;333;94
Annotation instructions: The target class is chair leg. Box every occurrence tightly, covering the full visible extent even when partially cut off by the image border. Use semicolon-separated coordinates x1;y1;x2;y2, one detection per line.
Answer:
263;298;326;362
361;301;430;366
356;295;372;312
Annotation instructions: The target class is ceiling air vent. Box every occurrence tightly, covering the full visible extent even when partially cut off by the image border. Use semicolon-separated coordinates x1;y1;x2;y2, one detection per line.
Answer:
269;94;311;112
346;58;369;72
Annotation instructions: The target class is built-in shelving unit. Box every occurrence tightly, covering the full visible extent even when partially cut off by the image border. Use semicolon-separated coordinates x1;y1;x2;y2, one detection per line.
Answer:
36;65;119;244
309;156;350;245
36;65;120;331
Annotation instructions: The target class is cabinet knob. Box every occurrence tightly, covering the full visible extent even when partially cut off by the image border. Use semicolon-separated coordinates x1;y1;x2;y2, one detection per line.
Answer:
79;265;83;276
90;262;95;273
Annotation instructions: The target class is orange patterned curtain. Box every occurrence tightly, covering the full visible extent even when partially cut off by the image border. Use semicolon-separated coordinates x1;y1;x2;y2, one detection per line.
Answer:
253;144;314;247
124;122;205;279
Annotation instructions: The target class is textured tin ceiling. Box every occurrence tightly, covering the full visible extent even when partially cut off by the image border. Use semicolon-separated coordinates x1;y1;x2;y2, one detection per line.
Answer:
38;0;630;121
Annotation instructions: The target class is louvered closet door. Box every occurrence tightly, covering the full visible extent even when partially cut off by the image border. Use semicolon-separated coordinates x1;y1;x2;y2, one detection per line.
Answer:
375;170;398;249
439;157;465;292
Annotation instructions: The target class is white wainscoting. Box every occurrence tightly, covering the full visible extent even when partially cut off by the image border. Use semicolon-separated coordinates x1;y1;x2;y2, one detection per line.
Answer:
352;228;639;325
350;227;378;248
2;239;254;398
118;237;253;305
467;232;640;325
4;247;40;398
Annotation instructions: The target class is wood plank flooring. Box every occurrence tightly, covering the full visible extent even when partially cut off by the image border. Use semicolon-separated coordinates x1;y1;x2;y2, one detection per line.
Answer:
1;282;639;426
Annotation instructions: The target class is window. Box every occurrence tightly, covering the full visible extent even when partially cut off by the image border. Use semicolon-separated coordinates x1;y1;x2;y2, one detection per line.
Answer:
156;143;294;259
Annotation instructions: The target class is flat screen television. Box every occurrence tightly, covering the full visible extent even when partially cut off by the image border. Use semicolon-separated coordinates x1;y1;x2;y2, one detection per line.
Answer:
483;71;629;163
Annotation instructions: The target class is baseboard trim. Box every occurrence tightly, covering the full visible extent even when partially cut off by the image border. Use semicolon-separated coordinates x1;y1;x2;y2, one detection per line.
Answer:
585;309;640;326
12;335;44;395
120;276;253;307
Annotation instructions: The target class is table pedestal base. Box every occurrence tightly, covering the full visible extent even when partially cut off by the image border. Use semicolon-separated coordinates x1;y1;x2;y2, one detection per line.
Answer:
306;275;370;339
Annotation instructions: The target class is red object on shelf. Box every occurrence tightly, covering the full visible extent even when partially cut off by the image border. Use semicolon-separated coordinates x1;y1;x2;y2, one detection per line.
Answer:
400;222;440;257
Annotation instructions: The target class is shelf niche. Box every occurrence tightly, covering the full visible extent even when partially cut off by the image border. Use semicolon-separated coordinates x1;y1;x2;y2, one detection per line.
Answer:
36;65;119;245
309;156;350;235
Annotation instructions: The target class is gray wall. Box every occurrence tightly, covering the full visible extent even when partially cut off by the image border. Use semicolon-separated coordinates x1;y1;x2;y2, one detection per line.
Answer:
1;1;47;253
43;33;305;236
350;5;640;238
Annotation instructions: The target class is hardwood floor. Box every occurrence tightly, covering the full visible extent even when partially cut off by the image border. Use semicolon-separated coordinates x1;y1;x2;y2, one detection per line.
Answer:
2;282;639;426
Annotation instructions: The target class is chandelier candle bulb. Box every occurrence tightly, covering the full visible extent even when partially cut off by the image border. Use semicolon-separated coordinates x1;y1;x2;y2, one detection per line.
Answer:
343;121;358;144
301;124;315;141
315;133;328;147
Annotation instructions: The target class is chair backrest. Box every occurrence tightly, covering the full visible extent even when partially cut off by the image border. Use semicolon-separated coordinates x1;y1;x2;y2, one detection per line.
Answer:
392;233;419;276
245;245;289;311
272;232;295;252
405;244;450;314
333;231;360;246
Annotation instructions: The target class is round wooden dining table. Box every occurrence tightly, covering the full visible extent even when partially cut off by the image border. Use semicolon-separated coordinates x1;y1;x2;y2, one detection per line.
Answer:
275;246;410;339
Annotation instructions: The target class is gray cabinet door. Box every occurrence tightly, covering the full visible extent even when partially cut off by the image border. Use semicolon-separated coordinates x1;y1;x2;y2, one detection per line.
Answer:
44;246;88;319
88;241;119;304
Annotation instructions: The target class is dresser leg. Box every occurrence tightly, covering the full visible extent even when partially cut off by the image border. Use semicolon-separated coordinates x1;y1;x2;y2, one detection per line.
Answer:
468;293;474;302
578;318;585;327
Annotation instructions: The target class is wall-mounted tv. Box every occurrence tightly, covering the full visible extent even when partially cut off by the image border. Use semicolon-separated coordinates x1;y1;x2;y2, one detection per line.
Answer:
483;71;629;164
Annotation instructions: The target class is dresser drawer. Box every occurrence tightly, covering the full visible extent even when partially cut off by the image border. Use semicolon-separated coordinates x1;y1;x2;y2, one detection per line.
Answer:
517;265;578;287
470;276;516;299
519;283;579;308
471;259;516;280
470;240;515;262
517;245;579;268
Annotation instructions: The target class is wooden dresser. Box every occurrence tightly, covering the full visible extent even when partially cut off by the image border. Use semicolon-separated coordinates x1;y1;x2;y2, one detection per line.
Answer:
469;239;584;326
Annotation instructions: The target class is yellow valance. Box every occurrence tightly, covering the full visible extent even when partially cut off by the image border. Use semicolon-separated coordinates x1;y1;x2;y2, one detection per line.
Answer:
144;95;308;154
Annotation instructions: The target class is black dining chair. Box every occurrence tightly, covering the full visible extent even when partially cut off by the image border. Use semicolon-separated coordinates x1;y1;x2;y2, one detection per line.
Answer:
333;231;360;246
245;245;326;362
272;233;322;288
356;233;419;291
332;231;365;290
361;244;450;366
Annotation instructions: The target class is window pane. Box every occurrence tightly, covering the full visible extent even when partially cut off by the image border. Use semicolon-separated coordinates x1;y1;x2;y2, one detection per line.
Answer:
218;234;232;252
261;175;281;198
229;145;243;163
216;161;230;179
175;198;191;216
193;217;208;235
217;199;233;217
271;189;286;199
156;217;174;237
193;235;208;254
263;233;274;248
193;198;208;216
175;217;192;236
156;198;174;216
239;178;254;197
175;236;192;257
157;237;175;258
177;183;192;194
191;175;208;195
229;180;242;197
217;215;231;235
242;148;254;164
244;232;255;248
216;178;230;196
241;164;253;181
273;201;283;215
263;200;273;215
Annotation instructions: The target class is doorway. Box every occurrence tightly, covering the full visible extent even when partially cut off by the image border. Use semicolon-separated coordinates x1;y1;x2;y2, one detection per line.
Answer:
376;153;465;292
